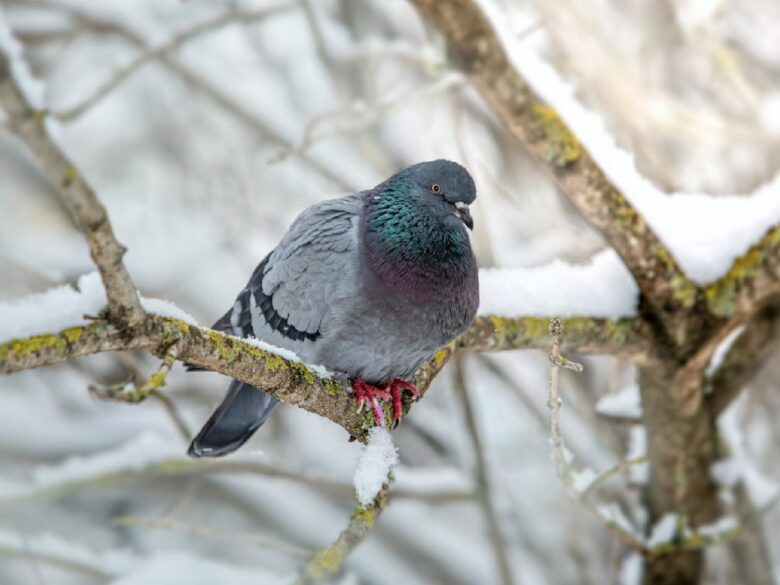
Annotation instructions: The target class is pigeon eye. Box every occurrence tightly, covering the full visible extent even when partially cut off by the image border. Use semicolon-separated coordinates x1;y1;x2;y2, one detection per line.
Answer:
429;183;442;194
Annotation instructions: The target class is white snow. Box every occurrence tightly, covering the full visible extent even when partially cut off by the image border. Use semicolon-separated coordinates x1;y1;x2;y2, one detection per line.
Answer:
627;426;649;485
139;296;198;326
571;466;597;493
0;271;198;343
619;553;643;585
353;427;398;506
478;249;638;318
241;335;334;379
743;463;780;509
0;272;108;343
596;383;642;420
693;515;738;539
704;325;746;379
714;404;780;508
0;272;338;380
647;513;678;547
476;0;780;285
596;503;638;537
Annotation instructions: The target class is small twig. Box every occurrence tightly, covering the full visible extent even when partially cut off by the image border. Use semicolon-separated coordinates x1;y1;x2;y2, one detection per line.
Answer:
293;481;389;584
148;389;192;442
89;342;179;403
115;515;310;557
270;72;463;164
546;319;646;553
52;2;294;122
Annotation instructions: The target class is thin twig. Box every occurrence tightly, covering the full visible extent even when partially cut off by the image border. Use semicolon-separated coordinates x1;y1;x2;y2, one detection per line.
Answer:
293;482;389;584
53;2;295;122
546;319;646;552
89;342;180;403
453;355;514;585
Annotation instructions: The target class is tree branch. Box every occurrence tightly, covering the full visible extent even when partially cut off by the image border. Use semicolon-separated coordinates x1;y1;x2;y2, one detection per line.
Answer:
0;312;649;441
462;314;660;366
0;44;144;323
708;296;780;417
704;225;780;318
52;2;295;122
294;485;388;584
409;0;697;346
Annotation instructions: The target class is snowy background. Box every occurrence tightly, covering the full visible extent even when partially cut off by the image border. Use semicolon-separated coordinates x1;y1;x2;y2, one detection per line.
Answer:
1;0;780;583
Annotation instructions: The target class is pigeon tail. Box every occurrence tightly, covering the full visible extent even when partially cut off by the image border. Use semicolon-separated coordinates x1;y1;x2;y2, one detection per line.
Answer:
188;380;279;458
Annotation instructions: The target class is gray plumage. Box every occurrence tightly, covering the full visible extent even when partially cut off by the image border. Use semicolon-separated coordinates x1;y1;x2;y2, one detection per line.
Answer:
189;160;479;457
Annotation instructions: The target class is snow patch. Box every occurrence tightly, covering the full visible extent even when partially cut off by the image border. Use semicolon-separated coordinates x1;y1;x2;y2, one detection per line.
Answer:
572;466;597;493
479;249;638;318
714;405;780;508
705;325;745;379
619;553;643;585
241;335;334;379
353;427;398;506
596;383;642;420
647;513;678;547
627;426;649;485
0;272;108;343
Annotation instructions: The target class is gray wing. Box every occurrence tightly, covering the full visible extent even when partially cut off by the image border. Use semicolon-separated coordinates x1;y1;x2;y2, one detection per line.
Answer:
219;192;364;349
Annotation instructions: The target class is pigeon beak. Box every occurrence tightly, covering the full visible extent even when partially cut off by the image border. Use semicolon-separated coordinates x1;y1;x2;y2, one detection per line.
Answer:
454;201;473;230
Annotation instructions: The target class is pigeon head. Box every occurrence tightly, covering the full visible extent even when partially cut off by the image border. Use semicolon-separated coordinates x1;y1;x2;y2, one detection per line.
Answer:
392;159;476;230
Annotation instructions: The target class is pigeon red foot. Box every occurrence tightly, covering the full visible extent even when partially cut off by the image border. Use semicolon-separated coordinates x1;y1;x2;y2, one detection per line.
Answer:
352;379;420;427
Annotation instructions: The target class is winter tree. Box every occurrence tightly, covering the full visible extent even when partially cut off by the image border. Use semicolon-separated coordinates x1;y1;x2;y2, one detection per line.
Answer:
1;1;779;584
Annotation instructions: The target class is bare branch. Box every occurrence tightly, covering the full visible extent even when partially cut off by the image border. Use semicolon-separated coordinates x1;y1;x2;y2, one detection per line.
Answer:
53;3;295;122
546;319;647;553
294;484;388;584
409;0;697;346
708;297;780;417
0;46;144;323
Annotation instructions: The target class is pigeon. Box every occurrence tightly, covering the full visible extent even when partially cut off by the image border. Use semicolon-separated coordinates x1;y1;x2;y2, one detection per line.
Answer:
188;160;479;457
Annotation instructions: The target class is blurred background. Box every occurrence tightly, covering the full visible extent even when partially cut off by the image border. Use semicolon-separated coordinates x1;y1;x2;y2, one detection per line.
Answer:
1;0;779;583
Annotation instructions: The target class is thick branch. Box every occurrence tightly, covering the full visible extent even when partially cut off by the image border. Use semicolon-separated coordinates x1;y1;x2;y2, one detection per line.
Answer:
463;315;660;367
0;46;143;323
704;225;780;318
409;0;697;345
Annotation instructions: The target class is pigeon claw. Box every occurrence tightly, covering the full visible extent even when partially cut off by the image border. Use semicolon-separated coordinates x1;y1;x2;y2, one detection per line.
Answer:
352;379;390;426
351;379;419;427
388;379;420;429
